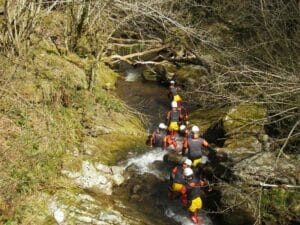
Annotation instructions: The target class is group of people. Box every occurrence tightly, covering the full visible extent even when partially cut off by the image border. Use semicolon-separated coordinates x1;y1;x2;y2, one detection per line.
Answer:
149;80;212;225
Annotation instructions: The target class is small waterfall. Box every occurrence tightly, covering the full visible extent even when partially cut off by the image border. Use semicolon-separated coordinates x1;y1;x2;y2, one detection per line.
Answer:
124;143;214;225
125;148;166;176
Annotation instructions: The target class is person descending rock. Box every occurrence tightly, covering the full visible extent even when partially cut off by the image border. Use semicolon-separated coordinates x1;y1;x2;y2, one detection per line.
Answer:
168;158;192;199
182;126;209;167
181;168;206;224
167;101;183;135
150;123;168;148
168;80;181;107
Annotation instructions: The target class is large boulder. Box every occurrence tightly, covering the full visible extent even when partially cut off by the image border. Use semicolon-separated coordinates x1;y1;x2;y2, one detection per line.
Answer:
176;64;209;86
233;152;300;185
223;104;266;135
219;104;267;162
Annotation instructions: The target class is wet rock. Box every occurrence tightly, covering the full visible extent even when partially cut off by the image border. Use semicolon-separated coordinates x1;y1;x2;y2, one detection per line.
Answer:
95;163;112;174
113;174;125;186
142;69;157;81
49;191;136;225
163;152;186;165
111;166;124;176
131;194;142;201
49;200;66;225
62;161;125;195
125;164;139;173
132;184;142;194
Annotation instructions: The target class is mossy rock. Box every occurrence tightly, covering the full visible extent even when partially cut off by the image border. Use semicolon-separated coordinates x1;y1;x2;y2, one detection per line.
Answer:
219;183;256;225
176;65;209;85
189;107;229;133
223;104;266;135
220;136;261;162
142;69;157;81
94;62;119;90
94;133;146;165
152;62;178;81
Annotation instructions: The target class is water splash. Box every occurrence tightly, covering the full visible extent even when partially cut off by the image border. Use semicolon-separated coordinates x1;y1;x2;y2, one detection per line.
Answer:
125;70;141;82
165;205;213;225
125;148;166;176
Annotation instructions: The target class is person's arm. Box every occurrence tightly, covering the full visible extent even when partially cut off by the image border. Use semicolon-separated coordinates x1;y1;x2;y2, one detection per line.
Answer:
171;167;177;180
163;136;167;150
149;132;155;147
166;111;170;125
173;139;178;149
202;139;209;148
182;137;188;153
180;186;188;206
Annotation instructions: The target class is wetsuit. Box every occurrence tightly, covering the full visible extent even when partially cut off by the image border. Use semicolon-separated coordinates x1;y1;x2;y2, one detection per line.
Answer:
183;137;208;167
150;129;167;148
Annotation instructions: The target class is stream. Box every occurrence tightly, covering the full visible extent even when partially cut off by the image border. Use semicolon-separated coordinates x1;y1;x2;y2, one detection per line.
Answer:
114;71;215;225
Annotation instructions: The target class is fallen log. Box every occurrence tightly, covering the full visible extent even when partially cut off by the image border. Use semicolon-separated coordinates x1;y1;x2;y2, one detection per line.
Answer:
110;46;167;64
110;37;162;44
259;182;300;189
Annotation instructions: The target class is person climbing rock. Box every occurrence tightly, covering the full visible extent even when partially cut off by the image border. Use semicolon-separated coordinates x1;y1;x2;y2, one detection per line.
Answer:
181;168;205;224
182;126;209;167
168;80;181;107
163;132;179;152
167;101;183;135
178;104;189;124
150;123;168;148
168;158;192;199
179;124;190;138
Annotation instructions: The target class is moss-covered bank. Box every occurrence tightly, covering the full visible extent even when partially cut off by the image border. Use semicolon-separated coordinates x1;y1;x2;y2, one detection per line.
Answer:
0;43;146;224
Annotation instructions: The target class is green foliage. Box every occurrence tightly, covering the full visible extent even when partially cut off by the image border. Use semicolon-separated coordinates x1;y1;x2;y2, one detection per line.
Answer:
223;104;266;134
261;188;300;225
0;45;146;223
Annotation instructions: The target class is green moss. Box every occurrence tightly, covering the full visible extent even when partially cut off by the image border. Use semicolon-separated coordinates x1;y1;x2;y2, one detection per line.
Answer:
94;62;119;90
223;136;258;151
76;36;92;56
34;53;87;89
36;39;60;55
176;65;209;83
223;104;266;134
94;133;146;165
261;188;300;224
190;107;229;132
0;40;146;224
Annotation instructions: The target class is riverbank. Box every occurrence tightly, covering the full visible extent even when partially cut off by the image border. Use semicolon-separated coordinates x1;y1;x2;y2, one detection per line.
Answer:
0;44;147;224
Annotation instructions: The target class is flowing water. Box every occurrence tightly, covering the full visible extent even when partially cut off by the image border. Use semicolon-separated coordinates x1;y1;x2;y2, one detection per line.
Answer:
115;72;215;225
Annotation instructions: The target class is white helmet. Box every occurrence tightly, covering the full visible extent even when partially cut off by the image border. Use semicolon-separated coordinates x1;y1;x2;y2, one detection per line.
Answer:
171;101;178;108
183;168;194;177
170;80;175;84
180;125;186;131
184;159;192;167
159;123;166;129
191;125;200;133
